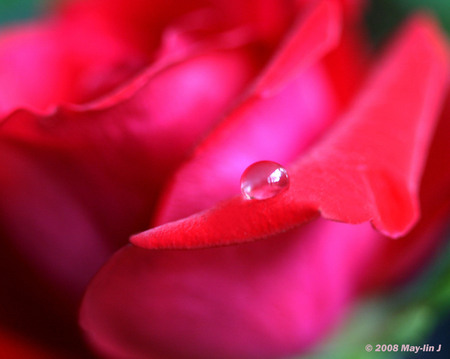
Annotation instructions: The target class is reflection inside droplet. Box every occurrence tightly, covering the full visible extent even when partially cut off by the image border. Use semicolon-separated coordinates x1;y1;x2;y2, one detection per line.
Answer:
240;161;289;200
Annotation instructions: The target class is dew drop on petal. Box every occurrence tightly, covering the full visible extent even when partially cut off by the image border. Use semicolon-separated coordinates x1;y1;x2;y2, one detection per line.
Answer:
240;161;290;200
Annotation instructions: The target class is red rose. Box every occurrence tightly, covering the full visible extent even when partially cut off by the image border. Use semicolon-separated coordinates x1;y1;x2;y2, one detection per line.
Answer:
1;0;450;358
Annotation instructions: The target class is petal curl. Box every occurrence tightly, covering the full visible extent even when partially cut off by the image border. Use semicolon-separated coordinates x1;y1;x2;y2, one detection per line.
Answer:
0;46;256;296
359;92;450;292
153;0;342;226
132;15;450;249
64;0;296;51
253;0;341;97
81;220;376;359
0;14;146;114
0;0;265;116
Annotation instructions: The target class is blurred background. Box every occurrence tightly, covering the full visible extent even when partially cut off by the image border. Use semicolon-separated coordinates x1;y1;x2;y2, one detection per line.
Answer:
0;0;449;358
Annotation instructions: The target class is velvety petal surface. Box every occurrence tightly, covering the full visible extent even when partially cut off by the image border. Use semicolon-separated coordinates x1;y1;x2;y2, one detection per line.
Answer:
253;0;341;97
358;92;450;293
63;0;296;52
296;0;367;22
0;0;290;115
80;10;450;359
0;0;301;353
81;219;377;359
322;16;371;109
0;14;146;114
153;0;342;226
0;43;257;299
132;15;450;250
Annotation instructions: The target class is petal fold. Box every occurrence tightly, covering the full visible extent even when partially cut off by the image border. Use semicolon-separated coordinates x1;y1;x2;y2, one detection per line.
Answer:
153;0;342;226
253;0;341;97
0;47;256;295
131;15;450;249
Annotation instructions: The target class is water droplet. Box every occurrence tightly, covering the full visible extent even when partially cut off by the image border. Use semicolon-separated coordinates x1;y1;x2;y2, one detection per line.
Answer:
240;161;289;200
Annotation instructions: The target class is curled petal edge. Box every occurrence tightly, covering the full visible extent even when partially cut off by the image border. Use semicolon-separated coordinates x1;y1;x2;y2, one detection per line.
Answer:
131;15;450;250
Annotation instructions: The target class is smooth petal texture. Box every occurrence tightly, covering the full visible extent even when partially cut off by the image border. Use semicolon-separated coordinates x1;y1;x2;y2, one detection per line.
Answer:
297;0;371;109
80;88;450;359
63;0;296;51
0;0;269;116
253;0;341;97
132;15;450;249
81;220;377;359
59;0;209;55
0;326;68;359
296;0;367;22
323;18;371;109
0;14;146;114
0;6;265;357
358;92;450;292
153;0;342;226
0;227;98;358
0;45;257;298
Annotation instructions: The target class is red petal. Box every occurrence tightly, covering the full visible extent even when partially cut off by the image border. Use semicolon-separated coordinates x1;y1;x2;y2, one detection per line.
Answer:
253;0;341;97
0;326;67;359
0;0;265;115
0;15;147;114
296;0;367;23
131;15;450;249
59;0;208;54
358;92;450;292
81;220;376;359
64;0;296;52
153;0;342;226
0;45;256;296
323;19;371;109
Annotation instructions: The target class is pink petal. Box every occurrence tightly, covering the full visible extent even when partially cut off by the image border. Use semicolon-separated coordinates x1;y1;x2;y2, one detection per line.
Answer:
132;15;450;249
64;0;296;51
0;0;267;115
0;15;146;114
358;92;450;292
153;0;342;226
81;220;376;359
58;0;209;54
0;43;256;296
253;0;341;97
296;0;367;22
323;20;371;108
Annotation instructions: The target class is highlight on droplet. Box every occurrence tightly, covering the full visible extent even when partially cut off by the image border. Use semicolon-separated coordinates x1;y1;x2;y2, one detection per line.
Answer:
240;161;290;200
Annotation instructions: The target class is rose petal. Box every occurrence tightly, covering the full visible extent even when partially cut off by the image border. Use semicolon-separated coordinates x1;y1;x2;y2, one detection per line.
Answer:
153;0;342;226
297;0;367;22
64;0;296;51
0;326;68;359
80;88;450;358
297;0;371;109
323;20;371;108
0;228;97;358
132;15;450;249
0;47;256;357
358;92;450;292
59;0;208;54
253;0;341;97
0;0;270;115
0;43;256;297
0;14;146;114
81;220;376;359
